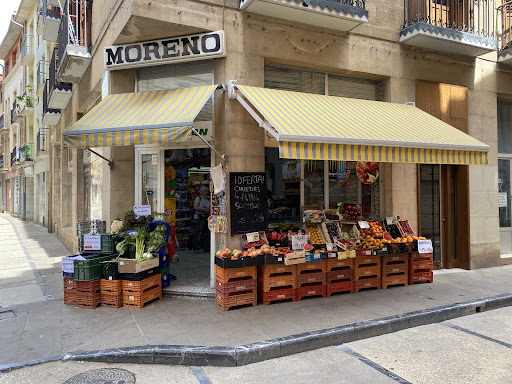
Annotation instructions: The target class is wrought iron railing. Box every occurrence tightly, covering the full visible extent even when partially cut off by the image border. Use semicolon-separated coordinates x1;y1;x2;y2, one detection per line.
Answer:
38;60;49;88
0;115;4;129
58;0;92;55
498;1;512;50
11;101;18;123
0;155;3;169
37;128;49;153
20;34;35;61
11;148;18;166
43;0;62;20
402;0;496;39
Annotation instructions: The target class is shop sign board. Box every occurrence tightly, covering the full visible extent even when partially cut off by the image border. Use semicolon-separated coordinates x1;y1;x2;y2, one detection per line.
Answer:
229;172;268;234
104;31;226;70
133;205;152;218
417;239;433;254
292;235;308;251
498;192;507;208
83;235;101;251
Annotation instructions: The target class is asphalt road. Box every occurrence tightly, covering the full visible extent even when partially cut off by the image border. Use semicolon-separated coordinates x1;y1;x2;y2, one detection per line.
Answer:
1;305;510;384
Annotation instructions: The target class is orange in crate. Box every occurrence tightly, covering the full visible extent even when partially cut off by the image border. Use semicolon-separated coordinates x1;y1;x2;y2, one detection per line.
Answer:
326;281;354;296
64;290;76;305
296;260;326;274
101;293;123;308
123;285;162;309
75;292;101;309
101;279;122;294
382;274;408;289
216;291;257;311
216;277;257;296
258;264;296;278
296;284;326;300
74;279;101;294
259;287;297;305
122;274;161;294
296;272;326;287
325;258;354;272
215;265;257;283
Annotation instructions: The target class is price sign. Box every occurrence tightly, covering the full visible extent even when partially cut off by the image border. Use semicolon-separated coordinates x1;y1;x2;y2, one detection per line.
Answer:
83;234;101;251
133;205;151;218
417;239;433;254
386;217;394;225
292;235;309;251
326;243;335;251
151;154;158;165
358;221;370;229
498;192;507;208
246;232;260;243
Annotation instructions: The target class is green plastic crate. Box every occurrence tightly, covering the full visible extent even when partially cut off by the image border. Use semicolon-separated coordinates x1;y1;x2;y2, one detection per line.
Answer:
78;233;115;254
74;254;117;281
160;265;170;276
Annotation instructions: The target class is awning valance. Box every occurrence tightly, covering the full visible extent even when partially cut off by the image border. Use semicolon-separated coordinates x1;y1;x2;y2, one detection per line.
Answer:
233;84;489;165
63;85;217;148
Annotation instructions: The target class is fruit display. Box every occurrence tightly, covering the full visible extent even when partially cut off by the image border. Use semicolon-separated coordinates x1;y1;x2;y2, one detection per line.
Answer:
325;222;342;243
304;210;325;223
306;225;325;245
357;236;386;249
324;209;341;221
335;238;356;251
341;203;361;221
216;244;294;259
369;221;384;238
385;223;402;238
242;239;266;249
397;220;415;236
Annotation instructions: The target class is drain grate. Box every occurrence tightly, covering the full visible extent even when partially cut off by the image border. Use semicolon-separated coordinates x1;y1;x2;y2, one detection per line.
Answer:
0;311;15;321
63;368;136;384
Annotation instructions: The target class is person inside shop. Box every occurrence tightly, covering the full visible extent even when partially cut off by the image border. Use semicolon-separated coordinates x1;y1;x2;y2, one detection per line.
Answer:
193;186;211;253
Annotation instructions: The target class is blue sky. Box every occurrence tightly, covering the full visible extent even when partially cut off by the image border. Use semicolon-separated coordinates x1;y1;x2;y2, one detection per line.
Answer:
0;0;22;68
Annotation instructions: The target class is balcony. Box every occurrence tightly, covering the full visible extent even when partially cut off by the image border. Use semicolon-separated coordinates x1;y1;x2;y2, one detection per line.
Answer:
19;143;34;163
37;60;49;97
240;0;367;31
0;155;4;170
0;115;5;132
37;128;50;154
11;101;22;124
19;89;35;117
400;0;498;57
48;47;72;109
43;81;61;126
20;34;35;66
42;0;62;42
57;0;92;83
498;1;512;65
11;148;19;166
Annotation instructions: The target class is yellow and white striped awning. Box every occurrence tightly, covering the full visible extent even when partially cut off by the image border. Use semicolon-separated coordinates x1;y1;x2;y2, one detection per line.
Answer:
234;85;489;165
63;85;217;148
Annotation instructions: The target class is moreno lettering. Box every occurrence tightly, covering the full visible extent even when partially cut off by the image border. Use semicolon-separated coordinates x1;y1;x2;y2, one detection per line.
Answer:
104;31;225;69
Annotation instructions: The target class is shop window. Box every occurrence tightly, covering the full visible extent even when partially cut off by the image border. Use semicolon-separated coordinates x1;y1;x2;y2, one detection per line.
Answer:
498;100;512;229
83;148;103;221
304;160;324;208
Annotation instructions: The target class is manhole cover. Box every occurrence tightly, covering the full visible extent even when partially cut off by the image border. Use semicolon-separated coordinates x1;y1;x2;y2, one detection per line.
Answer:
63;368;136;384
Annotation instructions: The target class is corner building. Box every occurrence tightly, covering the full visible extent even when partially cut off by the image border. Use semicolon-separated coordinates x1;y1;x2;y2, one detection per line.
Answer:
49;0;512;285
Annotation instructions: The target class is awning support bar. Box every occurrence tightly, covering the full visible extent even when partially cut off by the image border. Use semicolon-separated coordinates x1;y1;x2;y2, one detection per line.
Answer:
190;127;228;162
85;148;113;168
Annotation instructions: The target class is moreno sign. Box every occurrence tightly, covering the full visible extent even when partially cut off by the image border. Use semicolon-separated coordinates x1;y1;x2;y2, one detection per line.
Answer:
104;31;225;70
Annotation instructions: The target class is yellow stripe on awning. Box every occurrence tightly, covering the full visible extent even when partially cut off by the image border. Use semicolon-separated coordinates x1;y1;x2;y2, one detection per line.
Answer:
235;85;489;165
63;85;217;148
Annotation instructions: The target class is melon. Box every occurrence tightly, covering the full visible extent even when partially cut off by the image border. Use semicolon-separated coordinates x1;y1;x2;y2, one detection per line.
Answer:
383;231;393;241
303;243;314;251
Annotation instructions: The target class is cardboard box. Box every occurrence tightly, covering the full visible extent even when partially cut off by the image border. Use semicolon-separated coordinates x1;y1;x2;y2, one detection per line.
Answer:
305;253;323;262
338;250;356;259
118;257;159;274
284;251;306;265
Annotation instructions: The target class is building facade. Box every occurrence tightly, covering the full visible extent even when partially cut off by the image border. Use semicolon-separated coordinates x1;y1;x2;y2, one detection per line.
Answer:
2;0;512;283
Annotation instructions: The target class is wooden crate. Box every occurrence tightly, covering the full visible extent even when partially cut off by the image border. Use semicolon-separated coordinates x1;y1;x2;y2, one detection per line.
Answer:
355;254;381;268
258;264;296;278
296;271;326;287
217;277;257;296
409;252;433;262
326;281;354;296
355;265;381;280
63;277;74;291
215;265;257;284
259;287;297;305
409;259;433;274
409;271;434;285
100;293;123;308
354;277;381;293
382;274;408;289
123;285;162;309
326;269;354;284
73;279;101;294
122;274;161;294
284;252;306;265
326;257;354;272
296;284;326;300
382;263;408;277
259;274;296;291
216;291;257;311
382;254;409;265
64;290;76;305
75;292;101;309
100;279;122;294
296;260;327;274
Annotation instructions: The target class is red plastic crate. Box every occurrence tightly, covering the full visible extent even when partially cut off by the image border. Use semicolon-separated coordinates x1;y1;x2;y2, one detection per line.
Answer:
75;292;101;309
258;264;296;278
297;271;326;287
409;271;433;285
296;284;326;300
123;285;162;309
100;279;122;294
215;265;257;283
63;277;74;291
355;265;381;280
326;281;354;296
258;274;296;291
326;269;354;284
409;259;433;273
354;277;381;292
382;274;408;289
296;260;326;274
382;254;409;265
64;290;76;305
100;293;123;308
215;291;257;311
259;287;297;305
382;263;408;277
325;258;354;272
73;279;101;294
216;278;257;296
122;274;161;294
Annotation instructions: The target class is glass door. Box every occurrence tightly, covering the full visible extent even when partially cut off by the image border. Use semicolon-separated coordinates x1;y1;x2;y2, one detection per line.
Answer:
499;158;512;253
419;165;442;265
137;151;162;213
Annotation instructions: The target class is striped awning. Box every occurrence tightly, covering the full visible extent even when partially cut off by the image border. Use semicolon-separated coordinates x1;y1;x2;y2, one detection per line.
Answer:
63;85;217;148
234;85;489;165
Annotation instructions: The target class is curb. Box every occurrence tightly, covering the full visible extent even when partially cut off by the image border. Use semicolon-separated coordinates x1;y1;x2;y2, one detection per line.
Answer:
1;292;512;372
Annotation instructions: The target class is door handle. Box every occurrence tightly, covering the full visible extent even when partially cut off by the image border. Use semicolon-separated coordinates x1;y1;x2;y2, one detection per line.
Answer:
442;218;446;222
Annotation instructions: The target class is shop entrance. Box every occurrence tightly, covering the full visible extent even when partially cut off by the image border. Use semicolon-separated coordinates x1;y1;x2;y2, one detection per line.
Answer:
136;146;213;291
419;164;469;269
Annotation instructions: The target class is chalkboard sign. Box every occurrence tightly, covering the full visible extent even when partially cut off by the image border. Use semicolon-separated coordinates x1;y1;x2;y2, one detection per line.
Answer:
229;172;268;235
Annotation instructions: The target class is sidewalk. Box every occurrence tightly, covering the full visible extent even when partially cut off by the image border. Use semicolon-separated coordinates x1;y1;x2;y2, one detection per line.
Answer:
1;213;512;370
